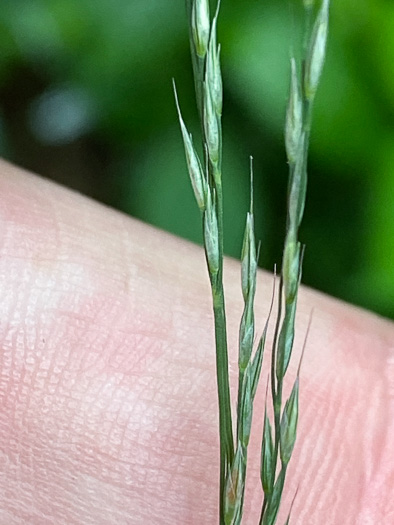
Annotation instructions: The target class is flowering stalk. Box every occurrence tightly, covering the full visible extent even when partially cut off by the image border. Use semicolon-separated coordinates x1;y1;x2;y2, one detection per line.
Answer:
260;1;330;523
181;3;234;523
176;1;330;524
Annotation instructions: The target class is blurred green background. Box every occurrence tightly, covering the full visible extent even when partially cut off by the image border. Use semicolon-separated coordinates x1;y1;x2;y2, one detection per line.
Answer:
0;0;393;318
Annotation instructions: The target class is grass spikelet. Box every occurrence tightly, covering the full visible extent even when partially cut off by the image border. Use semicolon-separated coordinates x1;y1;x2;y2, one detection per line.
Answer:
285;58;303;165
183;4;233;522
261;391;274;496
191;0;210;58
279;378;299;466
204;186;220;278
203;79;220;165
173;81;206;212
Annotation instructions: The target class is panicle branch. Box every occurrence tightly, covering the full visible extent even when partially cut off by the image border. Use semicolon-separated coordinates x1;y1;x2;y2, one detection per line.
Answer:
260;1;330;522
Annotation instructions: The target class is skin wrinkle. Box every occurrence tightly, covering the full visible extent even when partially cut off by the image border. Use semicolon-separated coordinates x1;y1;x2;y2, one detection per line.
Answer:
363;377;387;479
331;393;363;523
291;376;352;522
341;322;393;522
303;331;384;523
295;378;339;517
3;264;214;520
0;160;393;523
357;349;394;522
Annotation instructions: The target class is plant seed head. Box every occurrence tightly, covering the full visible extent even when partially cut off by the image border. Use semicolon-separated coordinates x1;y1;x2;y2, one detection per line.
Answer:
191;0;210;58
304;0;330;100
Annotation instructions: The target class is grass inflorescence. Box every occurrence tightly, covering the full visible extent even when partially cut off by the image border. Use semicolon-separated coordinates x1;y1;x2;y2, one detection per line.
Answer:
175;1;330;523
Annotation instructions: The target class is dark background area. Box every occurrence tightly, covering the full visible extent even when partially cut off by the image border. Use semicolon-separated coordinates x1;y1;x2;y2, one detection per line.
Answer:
0;0;393;318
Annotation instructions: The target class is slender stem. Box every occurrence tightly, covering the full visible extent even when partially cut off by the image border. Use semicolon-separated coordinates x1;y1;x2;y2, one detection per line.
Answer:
212;278;234;520
211;170;234;522
185;3;234;519
259;3;326;519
